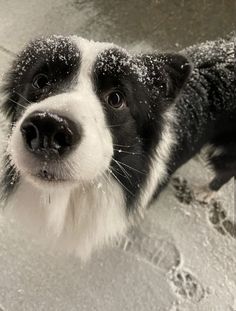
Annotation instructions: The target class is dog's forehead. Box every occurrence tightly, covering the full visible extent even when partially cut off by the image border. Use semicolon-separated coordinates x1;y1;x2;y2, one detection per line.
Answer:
71;37;150;82
71;36;117;59
12;35;152;89
71;36;133;74
16;35;133;76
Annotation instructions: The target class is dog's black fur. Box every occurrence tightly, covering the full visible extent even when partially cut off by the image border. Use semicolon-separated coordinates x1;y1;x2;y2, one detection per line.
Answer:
172;37;236;192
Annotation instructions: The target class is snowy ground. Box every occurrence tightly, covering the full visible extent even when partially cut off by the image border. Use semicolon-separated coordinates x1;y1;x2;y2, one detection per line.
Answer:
0;1;235;310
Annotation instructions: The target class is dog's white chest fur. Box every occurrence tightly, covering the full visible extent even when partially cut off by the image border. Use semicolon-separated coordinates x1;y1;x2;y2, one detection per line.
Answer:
6;176;127;259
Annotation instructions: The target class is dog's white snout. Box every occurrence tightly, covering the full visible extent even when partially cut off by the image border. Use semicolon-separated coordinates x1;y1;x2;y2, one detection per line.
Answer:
9;90;114;184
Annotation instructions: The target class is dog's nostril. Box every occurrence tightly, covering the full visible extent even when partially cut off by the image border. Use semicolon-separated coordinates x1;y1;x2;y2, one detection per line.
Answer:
53;130;73;151
21;122;39;150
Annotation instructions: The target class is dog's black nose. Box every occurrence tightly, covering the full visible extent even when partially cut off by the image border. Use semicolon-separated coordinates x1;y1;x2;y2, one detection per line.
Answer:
21;111;81;158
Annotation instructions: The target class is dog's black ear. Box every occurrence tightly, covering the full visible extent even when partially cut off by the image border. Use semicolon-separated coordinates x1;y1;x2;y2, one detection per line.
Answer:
140;53;192;103
161;53;192;98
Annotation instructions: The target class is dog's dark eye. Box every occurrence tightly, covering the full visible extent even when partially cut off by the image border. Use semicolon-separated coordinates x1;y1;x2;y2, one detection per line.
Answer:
32;73;50;89
107;91;125;109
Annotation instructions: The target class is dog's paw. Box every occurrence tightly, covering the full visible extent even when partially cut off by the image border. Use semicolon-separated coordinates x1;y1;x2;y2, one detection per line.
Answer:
193;185;216;205
171;176;194;205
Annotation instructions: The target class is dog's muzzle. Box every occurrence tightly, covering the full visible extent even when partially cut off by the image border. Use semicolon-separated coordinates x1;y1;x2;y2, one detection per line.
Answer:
20;111;81;160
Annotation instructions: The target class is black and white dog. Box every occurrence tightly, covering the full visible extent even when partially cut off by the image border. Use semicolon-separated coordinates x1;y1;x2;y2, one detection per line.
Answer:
0;35;235;259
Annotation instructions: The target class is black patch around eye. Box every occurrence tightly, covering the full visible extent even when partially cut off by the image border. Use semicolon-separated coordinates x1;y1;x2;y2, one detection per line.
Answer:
92;48;165;209
1;35;81;121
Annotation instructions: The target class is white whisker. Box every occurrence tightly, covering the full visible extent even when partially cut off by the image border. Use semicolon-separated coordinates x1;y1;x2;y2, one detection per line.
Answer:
9;98;26;109
115;159;146;175
109;169;134;197
112;158;132;184
113;148;142;155
113;143;134;148
15;91;32;105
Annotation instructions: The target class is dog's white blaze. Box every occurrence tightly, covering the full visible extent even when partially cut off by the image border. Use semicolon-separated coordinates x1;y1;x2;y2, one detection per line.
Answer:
5;37;129;259
136;109;176;215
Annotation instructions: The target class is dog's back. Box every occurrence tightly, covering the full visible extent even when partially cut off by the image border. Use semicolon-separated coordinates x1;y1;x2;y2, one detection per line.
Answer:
169;36;236;190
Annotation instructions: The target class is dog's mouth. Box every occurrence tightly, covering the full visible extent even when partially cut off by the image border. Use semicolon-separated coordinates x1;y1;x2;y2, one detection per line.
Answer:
25;166;73;184
36;169;66;182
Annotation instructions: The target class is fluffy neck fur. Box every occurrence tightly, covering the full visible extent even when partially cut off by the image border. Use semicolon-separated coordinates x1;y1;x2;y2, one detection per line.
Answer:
5;174;128;260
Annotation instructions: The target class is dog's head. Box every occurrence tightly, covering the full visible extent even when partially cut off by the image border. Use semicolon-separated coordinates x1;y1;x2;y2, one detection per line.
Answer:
0;35;191;258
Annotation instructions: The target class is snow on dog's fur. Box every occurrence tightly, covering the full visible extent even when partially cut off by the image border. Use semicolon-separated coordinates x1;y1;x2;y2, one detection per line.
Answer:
0;35;235;259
